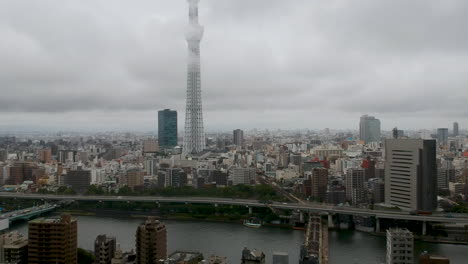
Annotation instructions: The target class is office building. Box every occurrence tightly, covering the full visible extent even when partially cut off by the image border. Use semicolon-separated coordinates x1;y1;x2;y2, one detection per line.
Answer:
386;228;413;264
0;149;7;162
37;148;52;163
419;252;450;264
231;167;257;185
359;115;381;143
183;0;206;155
369;178;385;204
385;139;437;211
126;169;145;190
233;129;244;146
437;128;449;147
453;122;459;137
273;252;289;264
6;162;37;185
345;169;366;205
0;231;28;264
158;110;178;148
143;139;160;153
241;248;265;264
28;215;77;264
310;168;328;202
94;235;116;264
65;168;91;193
136;217;167;264
437;169;450;190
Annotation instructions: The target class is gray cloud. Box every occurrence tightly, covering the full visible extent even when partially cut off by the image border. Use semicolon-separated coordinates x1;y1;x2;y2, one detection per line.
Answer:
0;0;467;131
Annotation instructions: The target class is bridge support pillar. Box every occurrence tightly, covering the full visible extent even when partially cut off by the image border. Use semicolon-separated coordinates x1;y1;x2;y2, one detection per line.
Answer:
376;218;380;233
299;211;304;222
328;214;334;229
249;207;253;215
422;221;427;236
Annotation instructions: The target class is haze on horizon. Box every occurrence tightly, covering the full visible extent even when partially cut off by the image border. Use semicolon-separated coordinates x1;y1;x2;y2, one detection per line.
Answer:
0;0;467;132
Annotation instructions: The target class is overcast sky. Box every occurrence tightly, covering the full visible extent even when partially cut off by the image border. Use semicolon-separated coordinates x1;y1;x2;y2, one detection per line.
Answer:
0;0;467;132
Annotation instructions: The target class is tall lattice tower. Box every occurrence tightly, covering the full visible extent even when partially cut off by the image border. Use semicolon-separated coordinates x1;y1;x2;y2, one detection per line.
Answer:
183;0;205;155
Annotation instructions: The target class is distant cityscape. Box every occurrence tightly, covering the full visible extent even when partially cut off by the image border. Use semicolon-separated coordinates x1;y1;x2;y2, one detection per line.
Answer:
0;0;467;264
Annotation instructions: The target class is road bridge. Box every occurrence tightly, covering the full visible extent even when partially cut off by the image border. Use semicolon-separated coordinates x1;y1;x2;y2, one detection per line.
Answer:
0;203;57;228
1;193;467;225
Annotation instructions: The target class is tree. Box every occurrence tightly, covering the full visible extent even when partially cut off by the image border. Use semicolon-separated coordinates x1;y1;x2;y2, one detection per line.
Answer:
77;248;95;264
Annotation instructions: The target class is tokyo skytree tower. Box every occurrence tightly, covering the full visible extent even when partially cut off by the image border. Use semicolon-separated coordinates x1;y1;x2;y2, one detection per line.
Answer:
183;0;205;155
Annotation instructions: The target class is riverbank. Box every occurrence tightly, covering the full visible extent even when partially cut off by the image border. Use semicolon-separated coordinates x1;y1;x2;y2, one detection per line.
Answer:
58;208;294;229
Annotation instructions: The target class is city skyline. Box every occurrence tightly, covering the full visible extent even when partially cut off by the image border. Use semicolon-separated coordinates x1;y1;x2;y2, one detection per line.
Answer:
0;0;468;131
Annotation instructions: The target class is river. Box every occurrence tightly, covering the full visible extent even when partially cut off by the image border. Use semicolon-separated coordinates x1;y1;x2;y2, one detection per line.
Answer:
10;216;466;263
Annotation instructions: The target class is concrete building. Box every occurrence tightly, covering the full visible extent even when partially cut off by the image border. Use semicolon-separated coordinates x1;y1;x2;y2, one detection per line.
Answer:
309;168;328;202
126;169;145;190
143;139;160;153
453;122;459;137
345;169;366;205
65;168;91;193
241;248;265;264
369;178;385;204
94;234;116;264
6;162;36;185
233;129;244;147
385;139;437;211
136;217;167;264
28;215;78;264
37;148;52;163
272;252;289;264
0;231;28;264
359;115;381;144
437;169;450;190
159;109;178;149
231;167;257;185
386;228;413;264
437;128;449;147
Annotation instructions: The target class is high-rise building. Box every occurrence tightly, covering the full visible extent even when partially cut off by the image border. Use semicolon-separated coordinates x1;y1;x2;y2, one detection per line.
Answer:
345;169;366;205
28;215;77;264
6;162;36;185
183;0;206;155
359;115;381;144
453;122;459;137
65;168;91;193
437;128;449;147
136;217;167;264
37;148;52;163
233;129;244;147
158;110;178;149
385;139;437;211
310;168;328;202
94;234;116;264
125;169;145;190
0;231;28;264
386;228;413;264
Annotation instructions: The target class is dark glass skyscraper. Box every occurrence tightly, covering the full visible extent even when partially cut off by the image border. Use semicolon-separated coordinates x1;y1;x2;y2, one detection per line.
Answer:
158;109;178;148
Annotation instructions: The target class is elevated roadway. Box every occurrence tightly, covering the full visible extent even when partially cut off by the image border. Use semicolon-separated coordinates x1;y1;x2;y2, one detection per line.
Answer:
1;193;467;224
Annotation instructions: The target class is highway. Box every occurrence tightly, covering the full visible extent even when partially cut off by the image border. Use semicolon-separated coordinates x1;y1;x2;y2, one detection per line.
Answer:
1;193;468;224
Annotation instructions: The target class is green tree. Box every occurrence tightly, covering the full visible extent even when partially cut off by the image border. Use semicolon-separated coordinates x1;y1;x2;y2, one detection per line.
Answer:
77;248;95;264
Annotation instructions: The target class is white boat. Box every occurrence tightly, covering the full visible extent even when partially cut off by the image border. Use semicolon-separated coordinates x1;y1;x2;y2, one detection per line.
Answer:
243;219;262;228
